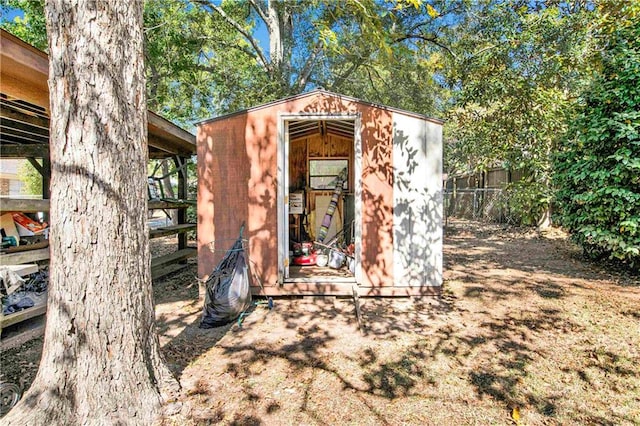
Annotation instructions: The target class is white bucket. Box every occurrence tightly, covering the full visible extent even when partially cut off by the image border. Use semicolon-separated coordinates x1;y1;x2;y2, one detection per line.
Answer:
328;250;346;269
347;256;355;274
316;254;329;267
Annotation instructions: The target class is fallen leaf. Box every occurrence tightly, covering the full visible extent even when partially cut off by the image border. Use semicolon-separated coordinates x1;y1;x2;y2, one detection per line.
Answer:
512;406;522;424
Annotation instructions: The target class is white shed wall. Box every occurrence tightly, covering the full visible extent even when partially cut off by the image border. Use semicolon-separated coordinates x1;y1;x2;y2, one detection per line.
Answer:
392;113;443;287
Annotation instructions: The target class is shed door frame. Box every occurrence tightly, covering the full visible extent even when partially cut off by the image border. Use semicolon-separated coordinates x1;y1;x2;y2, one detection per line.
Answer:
277;112;363;284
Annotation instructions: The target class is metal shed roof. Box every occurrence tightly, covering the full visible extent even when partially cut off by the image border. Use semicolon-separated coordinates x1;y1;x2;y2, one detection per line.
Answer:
196;88;444;127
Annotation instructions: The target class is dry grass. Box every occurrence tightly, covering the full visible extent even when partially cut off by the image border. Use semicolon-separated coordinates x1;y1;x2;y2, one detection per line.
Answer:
2;222;638;425
155;219;639;425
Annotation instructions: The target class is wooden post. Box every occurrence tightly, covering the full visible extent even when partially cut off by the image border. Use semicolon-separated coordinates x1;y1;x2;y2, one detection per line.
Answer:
26;156;51;222
42;156;51;223
174;155;188;250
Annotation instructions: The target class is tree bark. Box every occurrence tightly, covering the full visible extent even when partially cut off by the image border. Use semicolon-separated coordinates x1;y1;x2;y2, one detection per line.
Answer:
3;1;178;424
265;0;293;94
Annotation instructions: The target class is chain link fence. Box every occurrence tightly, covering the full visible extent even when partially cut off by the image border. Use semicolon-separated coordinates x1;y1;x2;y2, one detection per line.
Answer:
444;188;519;225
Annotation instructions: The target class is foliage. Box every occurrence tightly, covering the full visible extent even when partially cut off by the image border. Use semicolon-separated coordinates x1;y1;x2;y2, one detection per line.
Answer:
144;0;275;122
6;0;639;268
553;1;640;268
189;0;462;116
442;1;596;223
0;0;47;50
2;0;230;124
18;159;42;196
2;0;455;120
144;0;214;124
323;1;461;116
503;180;551;226
444;1;595;173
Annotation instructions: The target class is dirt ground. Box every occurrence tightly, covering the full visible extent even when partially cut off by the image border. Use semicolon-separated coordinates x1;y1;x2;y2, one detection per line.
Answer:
1;220;638;425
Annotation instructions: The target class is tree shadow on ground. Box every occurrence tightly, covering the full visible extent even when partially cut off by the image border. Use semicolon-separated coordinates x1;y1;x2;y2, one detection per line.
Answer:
156;218;639;425
444;219;638;288
207;298;442;424
438;219;639;425
153;264;234;377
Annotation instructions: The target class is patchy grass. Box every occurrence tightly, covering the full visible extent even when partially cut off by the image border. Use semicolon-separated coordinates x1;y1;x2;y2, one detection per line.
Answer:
154;219;639;425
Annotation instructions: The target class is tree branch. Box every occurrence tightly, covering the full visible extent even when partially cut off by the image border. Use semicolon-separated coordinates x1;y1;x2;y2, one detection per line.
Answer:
197;38;260;64
330;55;370;92
294;42;323;92
192;0;269;71
248;0;268;25
470;44;499;58
395;33;457;59
365;66;384;100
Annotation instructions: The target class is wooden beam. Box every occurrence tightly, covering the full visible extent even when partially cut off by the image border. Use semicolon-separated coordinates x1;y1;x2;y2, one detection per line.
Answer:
0;133;184;159
326;129;354;139
2;30;196;157
0;264;39;276
0;125;49;144
0;74;49;111
148;200;194;210
0;198;49;212
0;247;50;264
150;247;196;269
151;263;190;280
27;157;44;175
0;133;45;146
251;283;442;297
1;121;49;138
0;322;45;350
148;111;196;153
0;29;49;76
0;102;49;129
147;134;181;156
149;223;196;239
4;98;48;116
41;156;51;201
175;156;188;250
1;30;49;111
0;304;47;329
0;144;48;158
289;129;321;140
40;157;51;220
148;148;173;159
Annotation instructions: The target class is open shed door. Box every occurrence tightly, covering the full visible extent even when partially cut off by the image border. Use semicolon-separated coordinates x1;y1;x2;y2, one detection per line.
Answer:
278;113;362;286
392;113;443;287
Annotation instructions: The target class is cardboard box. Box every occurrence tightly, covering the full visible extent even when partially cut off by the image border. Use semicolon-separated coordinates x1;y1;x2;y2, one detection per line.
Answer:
12;212;48;237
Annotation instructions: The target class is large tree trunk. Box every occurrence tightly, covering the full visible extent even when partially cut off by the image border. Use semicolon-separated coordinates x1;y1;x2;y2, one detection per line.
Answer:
265;0;293;94
4;1;178;424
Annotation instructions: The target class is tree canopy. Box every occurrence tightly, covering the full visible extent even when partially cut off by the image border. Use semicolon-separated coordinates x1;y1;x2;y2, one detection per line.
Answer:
2;0;638;265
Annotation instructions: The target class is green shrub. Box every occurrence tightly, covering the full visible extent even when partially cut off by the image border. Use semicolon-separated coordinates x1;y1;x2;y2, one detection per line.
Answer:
553;4;640;269
503;180;551;226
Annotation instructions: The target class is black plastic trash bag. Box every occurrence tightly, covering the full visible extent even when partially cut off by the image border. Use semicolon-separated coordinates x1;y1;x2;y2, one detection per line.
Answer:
200;234;252;328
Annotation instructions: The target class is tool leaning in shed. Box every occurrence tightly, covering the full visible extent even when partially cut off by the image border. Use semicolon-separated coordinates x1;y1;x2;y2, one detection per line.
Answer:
199;223;252;328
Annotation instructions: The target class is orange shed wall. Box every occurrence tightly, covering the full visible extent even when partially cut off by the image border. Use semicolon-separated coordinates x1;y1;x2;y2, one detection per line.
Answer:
197;93;395;289
359;104;394;288
197;113;252;279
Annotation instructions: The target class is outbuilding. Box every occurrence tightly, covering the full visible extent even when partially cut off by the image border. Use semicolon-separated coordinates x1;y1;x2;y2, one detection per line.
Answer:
197;90;442;296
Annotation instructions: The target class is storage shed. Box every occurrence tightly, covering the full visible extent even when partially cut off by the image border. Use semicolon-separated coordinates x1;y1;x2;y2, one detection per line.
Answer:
197;90;442;296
